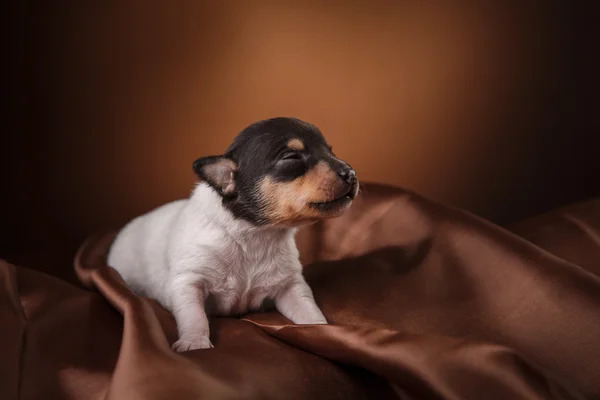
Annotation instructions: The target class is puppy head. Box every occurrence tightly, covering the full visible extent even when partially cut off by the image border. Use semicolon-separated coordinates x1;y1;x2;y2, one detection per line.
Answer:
193;117;359;226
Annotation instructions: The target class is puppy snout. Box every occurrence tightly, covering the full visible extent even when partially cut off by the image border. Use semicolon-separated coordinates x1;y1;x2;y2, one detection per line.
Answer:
337;167;357;184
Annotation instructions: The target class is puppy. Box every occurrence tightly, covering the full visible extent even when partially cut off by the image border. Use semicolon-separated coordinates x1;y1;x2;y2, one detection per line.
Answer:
107;117;359;351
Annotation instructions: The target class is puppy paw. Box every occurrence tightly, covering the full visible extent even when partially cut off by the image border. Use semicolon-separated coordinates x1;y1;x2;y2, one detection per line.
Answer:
292;315;328;325
172;336;213;352
306;318;328;325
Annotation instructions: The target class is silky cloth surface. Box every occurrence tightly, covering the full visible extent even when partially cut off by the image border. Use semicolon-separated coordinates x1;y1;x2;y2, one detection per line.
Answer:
2;183;600;399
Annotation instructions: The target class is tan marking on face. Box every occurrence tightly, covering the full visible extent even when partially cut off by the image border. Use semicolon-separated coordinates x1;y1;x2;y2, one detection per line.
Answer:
286;138;305;151
259;161;352;225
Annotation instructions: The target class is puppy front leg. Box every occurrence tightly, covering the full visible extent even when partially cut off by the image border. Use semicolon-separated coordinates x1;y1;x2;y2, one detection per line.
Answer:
170;280;213;352
275;277;327;325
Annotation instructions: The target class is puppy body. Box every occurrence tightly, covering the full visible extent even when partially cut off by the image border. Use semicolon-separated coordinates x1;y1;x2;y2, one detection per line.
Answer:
107;117;358;351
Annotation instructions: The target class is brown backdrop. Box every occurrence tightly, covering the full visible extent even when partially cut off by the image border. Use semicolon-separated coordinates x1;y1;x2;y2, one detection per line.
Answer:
2;1;599;282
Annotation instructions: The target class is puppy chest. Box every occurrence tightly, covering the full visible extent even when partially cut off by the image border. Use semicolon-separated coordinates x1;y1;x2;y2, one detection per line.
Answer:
209;262;289;315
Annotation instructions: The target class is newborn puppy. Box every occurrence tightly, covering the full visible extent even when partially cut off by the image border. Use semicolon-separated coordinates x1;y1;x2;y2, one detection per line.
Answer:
107;117;359;351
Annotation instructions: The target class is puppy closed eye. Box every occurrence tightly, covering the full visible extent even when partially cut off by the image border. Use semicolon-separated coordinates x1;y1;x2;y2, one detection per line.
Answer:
280;151;302;161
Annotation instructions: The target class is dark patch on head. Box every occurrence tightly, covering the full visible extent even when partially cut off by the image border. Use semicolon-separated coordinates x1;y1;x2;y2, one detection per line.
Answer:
193;117;359;226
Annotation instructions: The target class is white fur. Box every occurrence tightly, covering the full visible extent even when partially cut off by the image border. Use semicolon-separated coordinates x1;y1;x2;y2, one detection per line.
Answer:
107;182;327;351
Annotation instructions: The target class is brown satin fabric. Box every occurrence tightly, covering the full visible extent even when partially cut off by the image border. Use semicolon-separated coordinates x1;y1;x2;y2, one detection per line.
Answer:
2;183;600;399
510;198;600;278
244;322;584;400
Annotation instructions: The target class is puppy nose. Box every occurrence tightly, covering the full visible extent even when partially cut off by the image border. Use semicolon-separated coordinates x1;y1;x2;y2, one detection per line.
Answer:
338;168;356;183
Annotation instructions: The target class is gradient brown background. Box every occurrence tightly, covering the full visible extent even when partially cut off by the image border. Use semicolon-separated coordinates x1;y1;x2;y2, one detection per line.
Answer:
2;1;599;282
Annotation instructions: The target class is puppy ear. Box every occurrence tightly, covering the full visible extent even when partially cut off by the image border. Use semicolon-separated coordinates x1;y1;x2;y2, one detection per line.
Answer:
193;156;237;196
